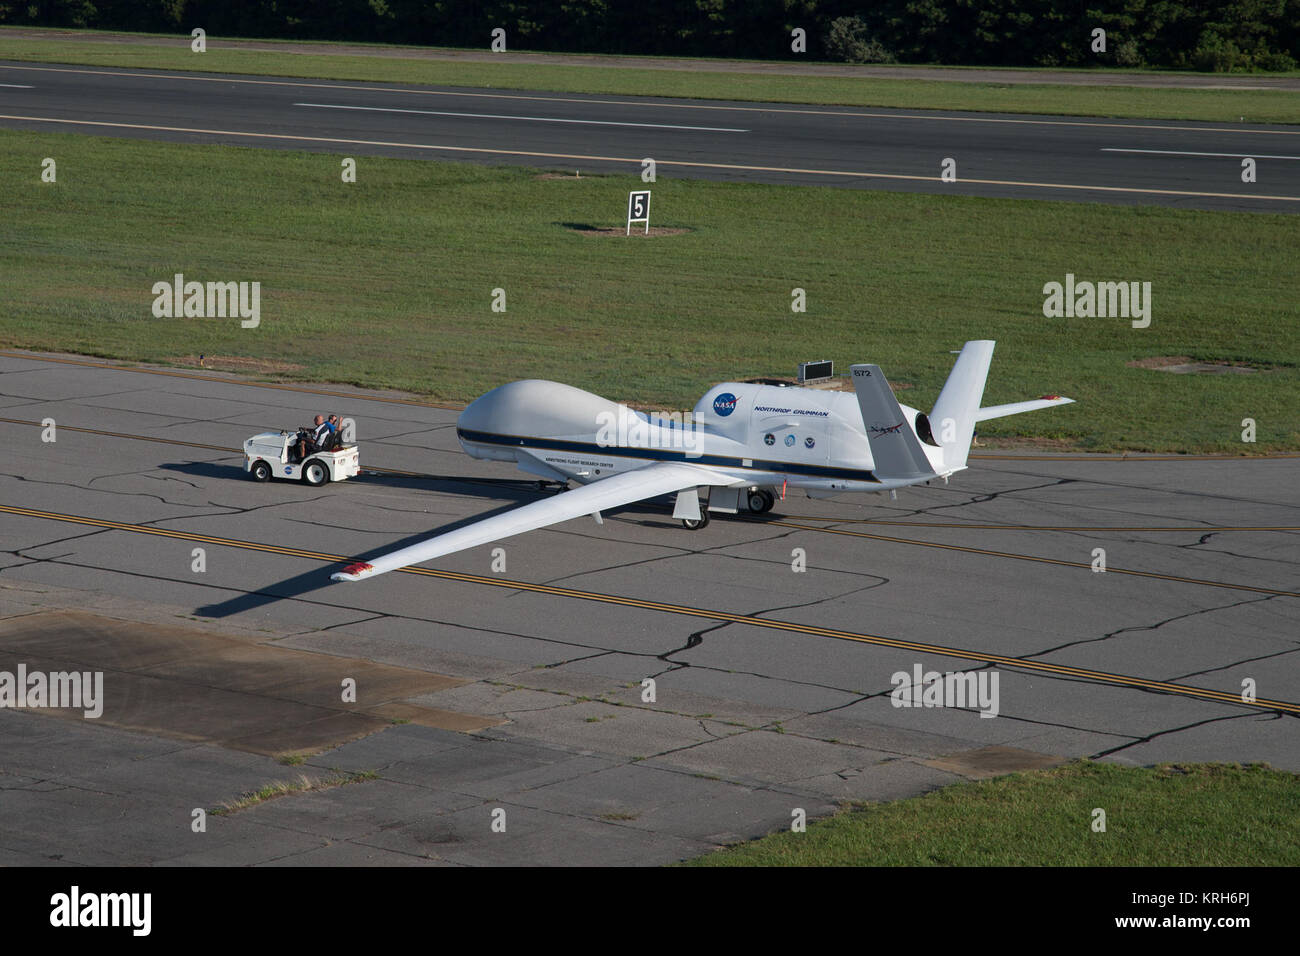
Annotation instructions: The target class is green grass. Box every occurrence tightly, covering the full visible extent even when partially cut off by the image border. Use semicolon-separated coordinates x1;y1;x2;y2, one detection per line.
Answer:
686;761;1300;866
2;129;1297;452
2;28;1299;123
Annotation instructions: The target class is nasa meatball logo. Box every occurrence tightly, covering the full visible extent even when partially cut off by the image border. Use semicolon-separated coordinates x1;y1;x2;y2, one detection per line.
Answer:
713;392;738;417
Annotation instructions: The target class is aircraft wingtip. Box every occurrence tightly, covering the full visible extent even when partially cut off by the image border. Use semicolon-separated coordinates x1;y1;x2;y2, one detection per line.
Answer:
331;561;375;583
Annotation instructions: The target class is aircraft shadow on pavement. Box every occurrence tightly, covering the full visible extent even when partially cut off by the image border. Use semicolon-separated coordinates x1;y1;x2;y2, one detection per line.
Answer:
168;463;777;619
187;493;695;619
191;497;548;619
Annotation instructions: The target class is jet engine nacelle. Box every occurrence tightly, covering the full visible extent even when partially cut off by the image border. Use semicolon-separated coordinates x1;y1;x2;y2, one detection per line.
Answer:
913;411;940;447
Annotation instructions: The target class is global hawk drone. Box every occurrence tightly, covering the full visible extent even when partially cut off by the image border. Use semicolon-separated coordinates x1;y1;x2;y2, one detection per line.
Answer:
332;341;1072;582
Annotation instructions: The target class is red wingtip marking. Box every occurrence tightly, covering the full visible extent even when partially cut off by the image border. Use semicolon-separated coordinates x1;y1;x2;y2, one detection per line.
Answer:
342;562;374;575
1040;394;1060;400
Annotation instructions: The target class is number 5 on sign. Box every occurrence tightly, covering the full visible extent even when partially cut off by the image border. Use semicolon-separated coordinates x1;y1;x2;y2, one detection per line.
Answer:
627;190;651;235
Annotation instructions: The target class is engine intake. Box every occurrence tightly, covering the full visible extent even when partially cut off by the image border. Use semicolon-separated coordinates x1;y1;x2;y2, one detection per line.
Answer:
914;412;940;447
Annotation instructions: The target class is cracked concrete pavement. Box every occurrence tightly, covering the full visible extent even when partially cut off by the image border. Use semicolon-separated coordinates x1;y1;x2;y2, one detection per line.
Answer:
0;351;1296;865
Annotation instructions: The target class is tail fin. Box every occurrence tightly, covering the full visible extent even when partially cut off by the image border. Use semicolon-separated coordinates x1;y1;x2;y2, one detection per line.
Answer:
930;340;995;472
850;364;936;482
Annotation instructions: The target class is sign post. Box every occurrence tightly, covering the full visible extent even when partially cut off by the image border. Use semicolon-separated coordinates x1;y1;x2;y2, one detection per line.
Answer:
627;190;651;235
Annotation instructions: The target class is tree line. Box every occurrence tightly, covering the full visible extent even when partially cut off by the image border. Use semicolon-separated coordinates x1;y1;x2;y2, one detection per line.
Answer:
5;0;1298;71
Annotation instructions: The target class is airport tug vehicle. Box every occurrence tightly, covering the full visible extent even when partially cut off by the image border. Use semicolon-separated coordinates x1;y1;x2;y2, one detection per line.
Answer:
243;430;360;486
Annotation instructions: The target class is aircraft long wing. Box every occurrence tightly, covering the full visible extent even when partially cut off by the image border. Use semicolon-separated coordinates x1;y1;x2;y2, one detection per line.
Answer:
331;461;740;582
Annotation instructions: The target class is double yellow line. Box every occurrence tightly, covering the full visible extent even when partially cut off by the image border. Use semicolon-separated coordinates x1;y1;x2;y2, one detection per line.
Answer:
2;502;1295;715
772;514;1300;532
767;520;1300;598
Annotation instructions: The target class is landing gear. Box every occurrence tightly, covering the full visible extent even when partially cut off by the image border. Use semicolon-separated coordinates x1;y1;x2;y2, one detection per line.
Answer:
681;512;710;530
747;489;776;513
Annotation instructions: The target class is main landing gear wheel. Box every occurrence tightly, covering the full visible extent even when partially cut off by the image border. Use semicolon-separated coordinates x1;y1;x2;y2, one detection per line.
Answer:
251;460;272;482
681;512;710;530
748;490;776;513
302;459;329;486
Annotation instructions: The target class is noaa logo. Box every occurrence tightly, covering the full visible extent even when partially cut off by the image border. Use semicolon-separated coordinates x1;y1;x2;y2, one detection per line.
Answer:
784;434;796;447
805;437;815;449
713;392;738;417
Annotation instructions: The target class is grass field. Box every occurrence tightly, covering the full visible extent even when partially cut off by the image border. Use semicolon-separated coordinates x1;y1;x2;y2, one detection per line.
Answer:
2;129;1297;452
2;29;1300;124
686;761;1300;866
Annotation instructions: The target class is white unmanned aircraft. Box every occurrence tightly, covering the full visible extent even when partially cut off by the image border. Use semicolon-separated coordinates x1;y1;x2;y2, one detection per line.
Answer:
332;340;1072;583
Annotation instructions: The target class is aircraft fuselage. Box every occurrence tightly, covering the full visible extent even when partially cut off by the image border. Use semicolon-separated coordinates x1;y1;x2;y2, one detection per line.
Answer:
455;379;931;496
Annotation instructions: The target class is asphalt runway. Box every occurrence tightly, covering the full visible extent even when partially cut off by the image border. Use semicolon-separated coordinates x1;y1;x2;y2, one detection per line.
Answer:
0;350;1296;865
2;61;1298;212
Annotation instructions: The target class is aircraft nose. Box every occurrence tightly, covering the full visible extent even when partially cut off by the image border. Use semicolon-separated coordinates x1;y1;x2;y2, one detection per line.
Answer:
457;393;492;433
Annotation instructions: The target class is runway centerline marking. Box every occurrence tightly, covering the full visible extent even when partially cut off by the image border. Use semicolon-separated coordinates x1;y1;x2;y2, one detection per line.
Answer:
0;82;33;88
2;502;1295;715
1103;147;1300;160
5;63;1300;135
3;113;1297;203
293;102;748;132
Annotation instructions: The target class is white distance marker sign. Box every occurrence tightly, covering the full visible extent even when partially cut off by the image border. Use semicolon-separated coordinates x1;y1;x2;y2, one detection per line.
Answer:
627;190;651;235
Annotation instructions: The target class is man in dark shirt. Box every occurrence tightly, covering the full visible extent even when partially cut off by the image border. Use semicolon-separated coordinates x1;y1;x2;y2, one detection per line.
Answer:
309;415;330;452
296;415;329;460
